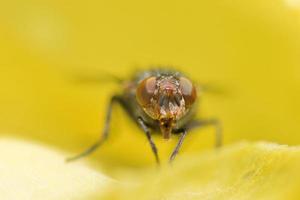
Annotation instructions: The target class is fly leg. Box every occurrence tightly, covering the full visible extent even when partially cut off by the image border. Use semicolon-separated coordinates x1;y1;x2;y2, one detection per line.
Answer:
169;119;222;163
169;129;188;163
137;117;160;165
187;119;222;148
66;95;121;162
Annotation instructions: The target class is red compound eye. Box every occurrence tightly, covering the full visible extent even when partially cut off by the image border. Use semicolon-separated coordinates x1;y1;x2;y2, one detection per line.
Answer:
136;76;157;106
179;77;197;106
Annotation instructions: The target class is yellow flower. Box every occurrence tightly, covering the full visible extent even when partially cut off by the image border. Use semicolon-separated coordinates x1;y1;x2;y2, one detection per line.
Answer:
0;0;300;199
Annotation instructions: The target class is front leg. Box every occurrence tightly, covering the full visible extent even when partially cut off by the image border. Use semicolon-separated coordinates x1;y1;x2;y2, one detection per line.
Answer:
137;117;160;164
169;129;188;163
169;119;222;163
66;95;121;162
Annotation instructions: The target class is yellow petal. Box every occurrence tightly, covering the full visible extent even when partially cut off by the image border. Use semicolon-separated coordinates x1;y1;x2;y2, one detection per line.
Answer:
102;142;300;200
0;138;114;200
2;138;300;200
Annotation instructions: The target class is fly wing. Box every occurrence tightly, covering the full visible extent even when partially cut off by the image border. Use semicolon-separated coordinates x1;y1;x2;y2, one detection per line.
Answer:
196;82;231;97
67;70;124;85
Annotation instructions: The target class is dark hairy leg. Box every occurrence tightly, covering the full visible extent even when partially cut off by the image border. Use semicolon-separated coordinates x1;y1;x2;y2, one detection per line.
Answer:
169;129;188;163
169;119;222;163
137;117;160;164
66;95;121;162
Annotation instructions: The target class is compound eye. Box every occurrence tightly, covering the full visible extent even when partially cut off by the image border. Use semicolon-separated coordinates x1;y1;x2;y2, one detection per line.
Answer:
179;77;197;106
136;76;157;106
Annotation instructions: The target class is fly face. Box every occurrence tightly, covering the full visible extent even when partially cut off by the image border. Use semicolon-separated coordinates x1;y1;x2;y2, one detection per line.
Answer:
136;73;197;139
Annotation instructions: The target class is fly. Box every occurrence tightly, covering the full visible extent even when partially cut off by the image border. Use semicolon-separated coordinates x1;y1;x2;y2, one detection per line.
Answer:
67;69;222;164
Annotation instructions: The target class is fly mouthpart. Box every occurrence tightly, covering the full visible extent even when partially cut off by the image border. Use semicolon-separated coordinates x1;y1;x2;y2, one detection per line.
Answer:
159;117;174;140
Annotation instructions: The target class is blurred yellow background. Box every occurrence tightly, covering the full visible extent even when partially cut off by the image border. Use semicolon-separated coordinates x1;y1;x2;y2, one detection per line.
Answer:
0;0;300;172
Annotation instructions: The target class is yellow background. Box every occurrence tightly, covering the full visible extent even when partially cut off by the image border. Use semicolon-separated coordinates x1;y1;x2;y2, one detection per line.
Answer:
1;0;300;172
